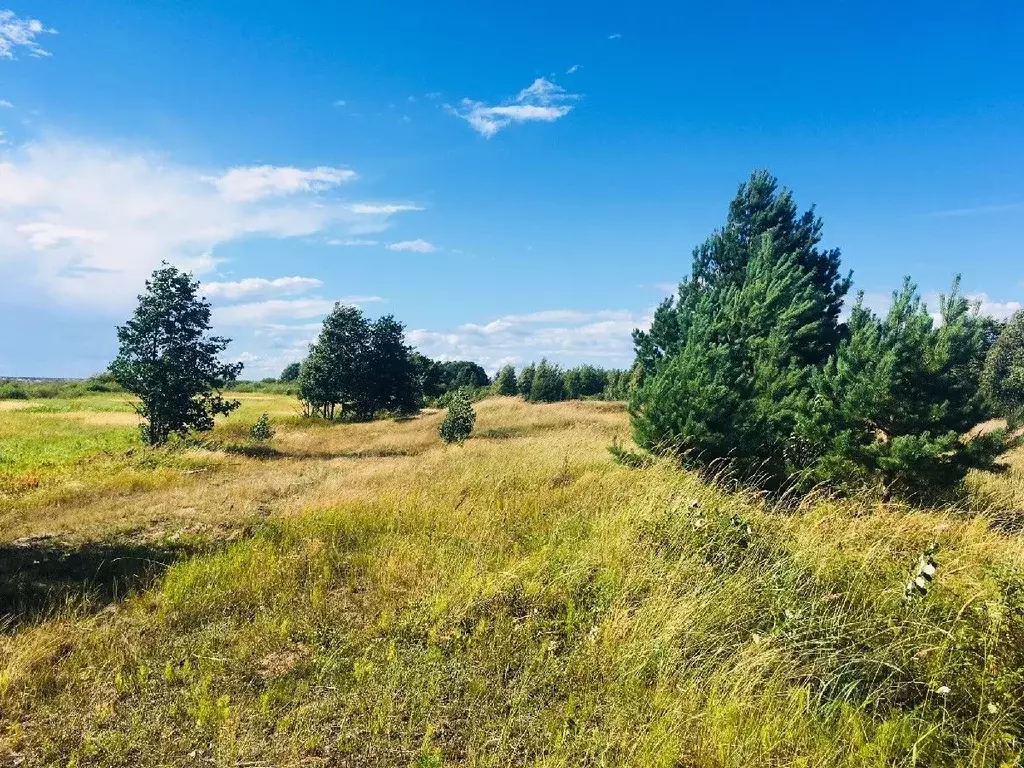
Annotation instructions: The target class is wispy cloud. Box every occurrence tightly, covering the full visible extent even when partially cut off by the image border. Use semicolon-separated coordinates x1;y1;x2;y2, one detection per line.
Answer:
566;64;580;74
0;10;56;58
447;77;578;138
205;165;356;203
0;137;419;309
327;238;378;247
968;293;1022;321
348;202;423;215
333;99;346;107
0;99;12;108
214;296;384;325
203;276;323;301
387;239;437;253
608;33;622;40
925;202;1024;218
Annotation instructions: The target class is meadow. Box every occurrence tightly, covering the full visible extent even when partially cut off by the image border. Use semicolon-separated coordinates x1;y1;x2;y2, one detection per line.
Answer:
2;393;1024;766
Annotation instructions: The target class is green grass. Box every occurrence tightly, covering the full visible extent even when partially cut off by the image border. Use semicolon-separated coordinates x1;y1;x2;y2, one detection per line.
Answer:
2;396;1024;766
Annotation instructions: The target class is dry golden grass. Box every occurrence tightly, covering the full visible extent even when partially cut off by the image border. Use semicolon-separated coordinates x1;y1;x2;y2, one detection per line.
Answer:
1;395;1024;766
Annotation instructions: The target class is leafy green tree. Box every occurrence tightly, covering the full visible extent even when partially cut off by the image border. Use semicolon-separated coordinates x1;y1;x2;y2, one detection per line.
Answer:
299;307;420;420
518;363;536;399
527;359;566;403
798;279;1004;499
438;388;476;444
634;170;851;376
110;264;242;445
492;364;519;396
569;364;607;399
411;352;444;400
364;315;420;417
439;360;490;390
298;304;371;419
982;310;1024;427
279;362;301;382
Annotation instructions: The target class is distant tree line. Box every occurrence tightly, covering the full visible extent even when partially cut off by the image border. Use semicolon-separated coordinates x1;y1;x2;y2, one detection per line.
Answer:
490;361;640;403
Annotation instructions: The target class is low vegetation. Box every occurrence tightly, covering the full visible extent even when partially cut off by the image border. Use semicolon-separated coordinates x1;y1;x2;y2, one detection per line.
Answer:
2;395;1024;766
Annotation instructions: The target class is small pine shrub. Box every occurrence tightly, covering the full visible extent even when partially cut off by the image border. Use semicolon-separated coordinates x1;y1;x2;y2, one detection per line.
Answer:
250;413;275;443
439;389;476;445
608;436;653;468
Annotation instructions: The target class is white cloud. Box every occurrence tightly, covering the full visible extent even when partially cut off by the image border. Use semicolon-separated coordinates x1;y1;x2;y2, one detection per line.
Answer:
967;293;1022;321
566;64;580;74
849;289;1022;323
327;238;378;246
0;10;55;58
348;202;423;215
203;276;323;301
214;295;384;325
608;33;622;40
448;77;578;138
333;99;346;107
205;165;356;202
926;203;1024;218
407;308;648;372
0;99;12;108
0;137;418;309
387;239;437;253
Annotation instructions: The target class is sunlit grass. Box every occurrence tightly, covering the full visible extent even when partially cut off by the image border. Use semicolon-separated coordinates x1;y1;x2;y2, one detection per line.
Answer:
1;395;1023;766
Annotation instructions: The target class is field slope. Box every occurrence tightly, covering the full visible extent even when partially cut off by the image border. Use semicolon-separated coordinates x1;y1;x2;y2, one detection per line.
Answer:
2;395;1024;766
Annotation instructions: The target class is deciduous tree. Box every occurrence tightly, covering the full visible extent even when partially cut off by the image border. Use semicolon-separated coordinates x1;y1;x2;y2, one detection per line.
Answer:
110;264;242;445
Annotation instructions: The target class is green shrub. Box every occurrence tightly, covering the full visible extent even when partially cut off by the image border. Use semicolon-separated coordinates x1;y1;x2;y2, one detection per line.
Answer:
249;413;274;443
438;389;476;444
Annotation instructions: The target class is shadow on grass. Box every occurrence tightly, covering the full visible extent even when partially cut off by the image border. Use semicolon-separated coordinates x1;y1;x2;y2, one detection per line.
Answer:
476;427;526;440
223;443;416;460
0;535;201;629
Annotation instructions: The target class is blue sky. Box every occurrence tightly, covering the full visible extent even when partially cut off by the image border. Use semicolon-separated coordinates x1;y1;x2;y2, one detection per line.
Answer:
1;1;1022;378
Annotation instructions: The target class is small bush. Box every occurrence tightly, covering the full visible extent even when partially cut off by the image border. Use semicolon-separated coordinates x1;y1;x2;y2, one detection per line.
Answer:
439;389;476;444
250;413;275;443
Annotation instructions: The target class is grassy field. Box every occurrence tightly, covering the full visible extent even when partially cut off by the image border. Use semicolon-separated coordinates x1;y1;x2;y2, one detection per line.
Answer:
2;394;1024;766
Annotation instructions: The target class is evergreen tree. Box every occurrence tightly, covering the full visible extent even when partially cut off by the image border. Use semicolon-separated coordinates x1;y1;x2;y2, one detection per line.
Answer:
631;237;826;486
110;264;242;445
798;279;1004;499
492;364;519;396
982;310;1024;427
634;170;851;376
438;388;476;444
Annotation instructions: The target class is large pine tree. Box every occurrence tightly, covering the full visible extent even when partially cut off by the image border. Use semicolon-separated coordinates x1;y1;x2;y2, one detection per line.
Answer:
634;171;851;375
631;235;829;485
